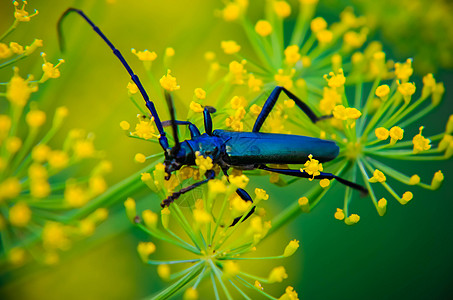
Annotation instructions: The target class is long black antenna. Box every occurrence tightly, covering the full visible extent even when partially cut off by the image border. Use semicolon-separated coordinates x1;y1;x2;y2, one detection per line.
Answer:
57;8;170;151
164;91;180;154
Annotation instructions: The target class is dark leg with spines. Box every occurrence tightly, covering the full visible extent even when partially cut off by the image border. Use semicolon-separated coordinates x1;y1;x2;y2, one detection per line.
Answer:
253;86;332;132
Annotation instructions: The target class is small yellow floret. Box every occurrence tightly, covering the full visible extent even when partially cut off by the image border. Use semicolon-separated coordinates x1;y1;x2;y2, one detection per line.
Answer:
127;82;138;94
345;214;360;225
165;47;175;57
142;210;158;229
273;1;291;18
377;198;387;216
183;288;198;300
323;69;345;88
255;20;273;37
283;239;300;257
369;169;386;183
401;191;413;204
298;197;310;212
268;266;288;283
255;188;269;201
221;40;241;54
375;84;390;99
189;101;204;113
48;150;69;169
397;81;416;102
222;3;241;21
6;137;22;153
375;127;389;141
160;69;180;91
284;45;300;65
120;121;130;130
320;179;330;188
334;208;345;220
14;0;39;22
208;179;227;195
195;152;213;171
157;264;171;281
26;110;46;128
41;53;64;82
310;17;327;33
316;29;333;45
431;170;444;190
131;49;157;61
409;175;420;185
389;126;404;144
194;88;206;100
134;153;146;163
279;286;299;300
301;154;323;180
137;242;156;262
394;59;413;81
9;201;31;227
229;174;249;189
32;144;50;162
0;43;12;58
193;208;212;225
412;126;431;154
223;261;240;277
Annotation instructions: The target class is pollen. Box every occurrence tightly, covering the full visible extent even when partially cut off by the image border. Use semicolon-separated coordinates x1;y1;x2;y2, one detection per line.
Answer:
14;0;39;22
268;266;288;283
323;69;345;88
41;53;64;82
194;88;206;100
284;45;300;65
221;40;241;54
135;153;146;163
120;121;130;130
412;126;431;154
310;17;327;33
394;58;413;81
334;208;345;220
283;239;300;257
369;169;386;183
301;154;323;180
375;84;390;99
137;242;156;263
255;20;273;37
9;202;31;227
190;101;204;113
160;69;180;91
273;1;291;18
389;126;404;144
375;127;389;140
131;48;157;61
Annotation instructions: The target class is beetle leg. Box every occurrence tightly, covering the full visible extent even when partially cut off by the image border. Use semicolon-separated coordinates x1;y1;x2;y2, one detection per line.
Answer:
230;188;256;226
162;120;201;138
221;168;257;226
160;170;216;207
259;165;368;195
253;86;332;132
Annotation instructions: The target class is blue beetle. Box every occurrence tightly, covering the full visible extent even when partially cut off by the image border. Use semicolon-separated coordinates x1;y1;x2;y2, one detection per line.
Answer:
58;8;367;216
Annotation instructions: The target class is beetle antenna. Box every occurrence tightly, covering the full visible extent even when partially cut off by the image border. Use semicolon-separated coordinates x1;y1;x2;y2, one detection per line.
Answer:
57;8;170;151
164;91;180;153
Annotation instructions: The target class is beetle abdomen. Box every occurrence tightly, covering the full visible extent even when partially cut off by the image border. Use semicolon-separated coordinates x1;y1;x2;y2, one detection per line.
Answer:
213;130;339;166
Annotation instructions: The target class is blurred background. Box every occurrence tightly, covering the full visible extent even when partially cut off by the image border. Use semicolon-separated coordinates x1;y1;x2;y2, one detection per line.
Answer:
0;0;452;299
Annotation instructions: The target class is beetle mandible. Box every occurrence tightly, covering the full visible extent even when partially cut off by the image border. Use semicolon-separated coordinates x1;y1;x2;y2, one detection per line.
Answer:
58;8;367;220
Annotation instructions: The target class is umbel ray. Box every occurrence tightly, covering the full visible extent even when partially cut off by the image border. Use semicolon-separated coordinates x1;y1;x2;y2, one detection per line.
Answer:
58;8;368;222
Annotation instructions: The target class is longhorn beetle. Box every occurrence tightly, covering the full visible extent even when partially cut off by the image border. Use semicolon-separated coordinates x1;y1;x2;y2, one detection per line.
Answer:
58;8;368;222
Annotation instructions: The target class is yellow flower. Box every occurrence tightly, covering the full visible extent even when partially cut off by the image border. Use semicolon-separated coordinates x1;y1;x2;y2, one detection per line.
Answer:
283;240;300;257
131;48;157;61
284;45;300;64
255;20;273;37
412;126;431;154
273;1;291;18
221;40;241;54
334;208;345;220
160;69;180;91
137;242;156;263
301;154;323;180
369;169;386;183
268;266;288;283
